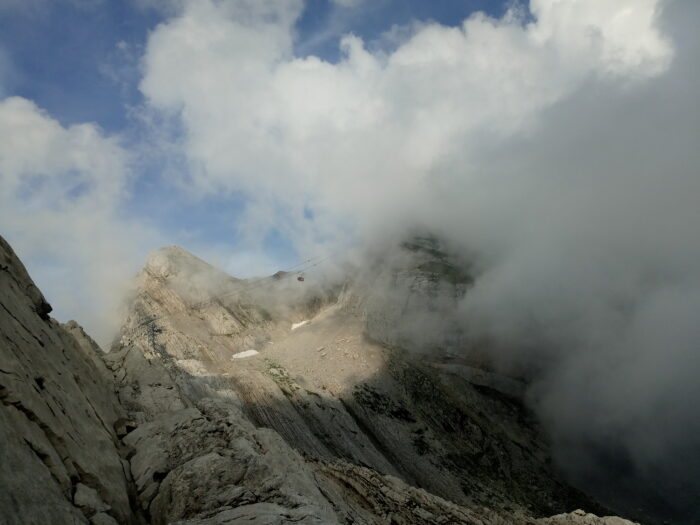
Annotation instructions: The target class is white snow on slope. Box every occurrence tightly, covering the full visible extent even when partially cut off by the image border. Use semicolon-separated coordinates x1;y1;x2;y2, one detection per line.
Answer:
291;320;309;330
231;349;259;359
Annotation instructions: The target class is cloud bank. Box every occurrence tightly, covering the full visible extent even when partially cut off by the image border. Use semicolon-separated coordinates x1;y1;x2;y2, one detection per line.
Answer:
139;0;699;521
139;0;672;247
0;97;161;343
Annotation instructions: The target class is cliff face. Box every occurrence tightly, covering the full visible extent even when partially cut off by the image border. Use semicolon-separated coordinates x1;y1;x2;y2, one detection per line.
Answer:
0;236;638;525
0;236;132;525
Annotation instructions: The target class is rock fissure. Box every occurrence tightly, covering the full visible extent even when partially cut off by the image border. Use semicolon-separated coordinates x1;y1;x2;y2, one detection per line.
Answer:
0;300;47;347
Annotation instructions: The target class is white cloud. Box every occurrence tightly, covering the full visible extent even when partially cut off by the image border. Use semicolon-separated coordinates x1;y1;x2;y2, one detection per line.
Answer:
528;0;671;77
139;0;671;246
0;96;161;344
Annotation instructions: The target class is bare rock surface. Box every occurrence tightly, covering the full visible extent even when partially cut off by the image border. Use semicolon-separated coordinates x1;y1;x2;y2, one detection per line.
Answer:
105;244;609;524
0;235;133;525
538;509;639;525
0;237;638;525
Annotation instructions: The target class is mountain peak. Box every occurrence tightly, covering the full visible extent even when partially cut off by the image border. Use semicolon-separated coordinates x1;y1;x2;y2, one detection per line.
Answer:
144;245;218;280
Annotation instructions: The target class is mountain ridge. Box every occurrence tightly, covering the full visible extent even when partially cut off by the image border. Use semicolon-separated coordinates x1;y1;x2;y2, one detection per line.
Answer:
0;235;639;525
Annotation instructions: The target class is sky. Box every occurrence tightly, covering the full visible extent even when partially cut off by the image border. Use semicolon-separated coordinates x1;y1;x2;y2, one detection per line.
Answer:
2;1;700;521
0;0;508;337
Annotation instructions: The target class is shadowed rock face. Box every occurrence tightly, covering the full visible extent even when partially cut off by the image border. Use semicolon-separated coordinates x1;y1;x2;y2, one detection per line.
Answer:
0;236;133;525
0;237;639;525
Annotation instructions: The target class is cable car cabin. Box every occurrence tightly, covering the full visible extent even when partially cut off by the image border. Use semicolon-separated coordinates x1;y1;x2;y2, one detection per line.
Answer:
297;276;305;282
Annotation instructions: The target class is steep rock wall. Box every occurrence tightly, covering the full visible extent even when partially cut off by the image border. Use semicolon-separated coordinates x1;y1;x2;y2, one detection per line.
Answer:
0;236;134;525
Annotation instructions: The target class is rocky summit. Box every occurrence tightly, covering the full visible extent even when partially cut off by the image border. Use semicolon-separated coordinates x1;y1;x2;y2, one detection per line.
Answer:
0;235;638;525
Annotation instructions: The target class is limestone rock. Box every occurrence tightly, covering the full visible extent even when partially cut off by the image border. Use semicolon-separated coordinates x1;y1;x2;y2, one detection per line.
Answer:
105;244;609;524
0;235;133;525
539;509;640;524
91;513;120;525
74;483;111;514
121;399;338;525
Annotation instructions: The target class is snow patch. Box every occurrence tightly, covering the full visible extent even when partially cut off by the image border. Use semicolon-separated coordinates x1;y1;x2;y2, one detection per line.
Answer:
291;320;309;330
231;349;259;359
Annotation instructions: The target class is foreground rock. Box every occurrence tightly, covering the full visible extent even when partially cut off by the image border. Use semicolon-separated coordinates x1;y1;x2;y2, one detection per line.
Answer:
0;236;134;525
0;236;639;524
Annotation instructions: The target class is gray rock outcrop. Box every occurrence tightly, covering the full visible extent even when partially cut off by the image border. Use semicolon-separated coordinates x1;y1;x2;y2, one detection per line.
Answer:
0;236;133;525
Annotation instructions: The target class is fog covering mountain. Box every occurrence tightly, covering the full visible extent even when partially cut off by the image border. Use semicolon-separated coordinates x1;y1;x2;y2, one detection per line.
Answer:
3;3;700;523
1;233;648;525
154;7;699;520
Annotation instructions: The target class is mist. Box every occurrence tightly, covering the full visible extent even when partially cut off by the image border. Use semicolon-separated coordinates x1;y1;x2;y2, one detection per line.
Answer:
136;0;700;521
